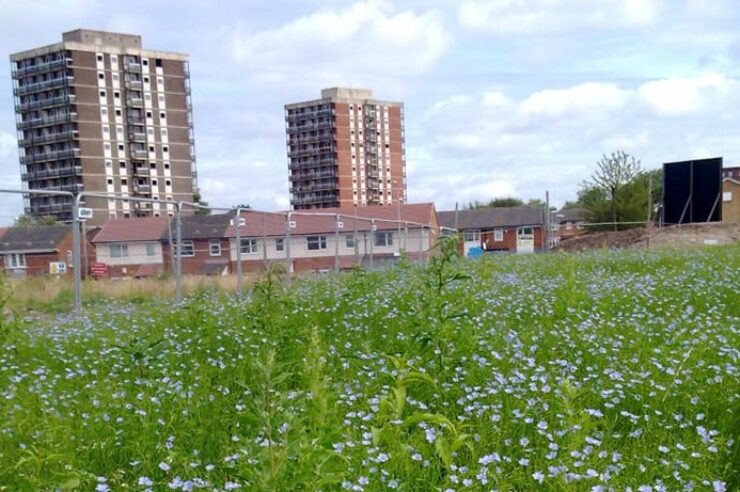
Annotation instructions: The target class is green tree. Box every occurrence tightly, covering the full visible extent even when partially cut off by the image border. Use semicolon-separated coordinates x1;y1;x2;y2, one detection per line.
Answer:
14;214;59;226
192;190;211;216
581;151;643;230
466;197;524;209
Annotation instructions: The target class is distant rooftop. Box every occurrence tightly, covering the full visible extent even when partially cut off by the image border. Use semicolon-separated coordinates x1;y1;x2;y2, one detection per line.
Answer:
321;87;373;100
62;29;142;49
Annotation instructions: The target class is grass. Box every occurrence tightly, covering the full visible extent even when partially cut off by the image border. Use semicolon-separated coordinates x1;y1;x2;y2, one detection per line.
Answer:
0;242;738;491
3;274;264;313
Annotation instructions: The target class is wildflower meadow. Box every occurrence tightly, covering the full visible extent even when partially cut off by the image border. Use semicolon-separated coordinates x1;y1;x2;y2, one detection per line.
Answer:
0;243;738;491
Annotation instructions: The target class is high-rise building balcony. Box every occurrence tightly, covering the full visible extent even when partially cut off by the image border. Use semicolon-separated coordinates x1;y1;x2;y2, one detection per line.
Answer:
124;60;142;72
22;165;81;181
288;133;333;145
19;129;79;147
127;113;145;124
131;149;148;158
20;147;80;164
17;93;75;112
14;76;74;96
12;57;71;78
18;111;77;129
126;96;144;107
125;79;143;90
57;183;84;193
286;108;332;121
134;183;152;193
290;168;337;180
291;192;338;206
288;158;336;171
129;132;147;142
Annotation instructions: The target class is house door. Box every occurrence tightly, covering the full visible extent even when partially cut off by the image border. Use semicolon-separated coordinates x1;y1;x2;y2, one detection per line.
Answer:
516;226;535;253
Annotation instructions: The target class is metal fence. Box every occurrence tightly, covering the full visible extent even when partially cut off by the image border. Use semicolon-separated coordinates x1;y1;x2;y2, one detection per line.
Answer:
0;189;452;316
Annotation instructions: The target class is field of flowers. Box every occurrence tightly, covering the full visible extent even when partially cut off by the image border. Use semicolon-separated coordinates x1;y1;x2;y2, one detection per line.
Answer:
0;243;738;491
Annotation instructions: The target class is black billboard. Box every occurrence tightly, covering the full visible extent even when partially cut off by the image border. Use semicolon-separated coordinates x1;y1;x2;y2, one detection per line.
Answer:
663;158;722;224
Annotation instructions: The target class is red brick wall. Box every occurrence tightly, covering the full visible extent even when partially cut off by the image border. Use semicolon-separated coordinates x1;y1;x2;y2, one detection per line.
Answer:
481;226;544;253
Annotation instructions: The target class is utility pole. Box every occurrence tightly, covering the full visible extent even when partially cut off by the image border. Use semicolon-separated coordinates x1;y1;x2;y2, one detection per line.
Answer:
646;173;653;249
544;190;550;252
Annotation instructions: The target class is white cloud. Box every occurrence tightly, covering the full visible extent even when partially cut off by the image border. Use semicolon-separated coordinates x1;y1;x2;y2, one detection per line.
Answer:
231;1;451;84
458;0;664;34
519;82;630;118
637;72;735;115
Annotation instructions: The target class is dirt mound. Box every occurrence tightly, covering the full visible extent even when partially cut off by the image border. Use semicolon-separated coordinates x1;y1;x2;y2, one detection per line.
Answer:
556;223;740;252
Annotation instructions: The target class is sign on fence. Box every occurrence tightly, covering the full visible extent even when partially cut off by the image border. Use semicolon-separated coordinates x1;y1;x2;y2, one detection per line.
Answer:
49;262;67;275
91;262;108;276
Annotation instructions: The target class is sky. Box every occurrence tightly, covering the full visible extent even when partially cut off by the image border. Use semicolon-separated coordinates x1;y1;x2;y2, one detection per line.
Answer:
1;0;740;225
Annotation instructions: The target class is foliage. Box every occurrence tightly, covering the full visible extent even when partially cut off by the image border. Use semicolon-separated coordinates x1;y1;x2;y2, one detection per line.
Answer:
14;214;59;226
466;197;524;209
192;190;211;215
578;151;661;230
0;245;737;490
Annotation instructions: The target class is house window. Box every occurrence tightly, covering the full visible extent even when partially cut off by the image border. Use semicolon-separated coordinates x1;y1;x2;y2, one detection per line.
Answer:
565;221;572;230
178;241;194;257
374;232;393;247
209;240;221;256
463;230;480;242
109;243;129;258
345;234;355;248
724;191;733;202
275;238;284;252
494;229;503;241
145;243;156;256
240;238;258;254
306;235;327;251
4;253;26;269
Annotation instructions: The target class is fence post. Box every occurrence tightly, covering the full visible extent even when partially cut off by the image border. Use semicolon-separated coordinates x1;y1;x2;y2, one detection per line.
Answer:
285;211;292;285
369;219;375;269
175;204;183;303
419;225;424;263
334;213;340;272
404;221;409;256
235;208;243;296
72;198;81;316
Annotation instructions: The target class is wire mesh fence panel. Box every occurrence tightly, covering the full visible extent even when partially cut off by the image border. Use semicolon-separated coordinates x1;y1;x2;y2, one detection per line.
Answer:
0;189;456;313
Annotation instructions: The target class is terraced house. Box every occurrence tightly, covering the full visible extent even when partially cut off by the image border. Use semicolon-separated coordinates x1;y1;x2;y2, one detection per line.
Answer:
10;29;197;225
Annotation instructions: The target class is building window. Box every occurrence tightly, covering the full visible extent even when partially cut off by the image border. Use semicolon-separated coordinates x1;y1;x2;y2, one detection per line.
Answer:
4;253;26;269
98;73;104;80
145;243;156;257
177;241;194;257
723;191;733;202
209;240;221;256
275;238;284;252
494;229;503;241
109;243;129;258
306;235;327;251
345;234;355;248
374;232;393;247
565;221;572;230
463;230;480;242
240;238;258;254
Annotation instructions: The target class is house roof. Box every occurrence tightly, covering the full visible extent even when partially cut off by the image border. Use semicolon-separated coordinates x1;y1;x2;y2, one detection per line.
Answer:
0;224;70;253
553;207;587;223
438;206;544;230
93;217;170;243
723;177;740;187
222;203;438;238
163;213;233;242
